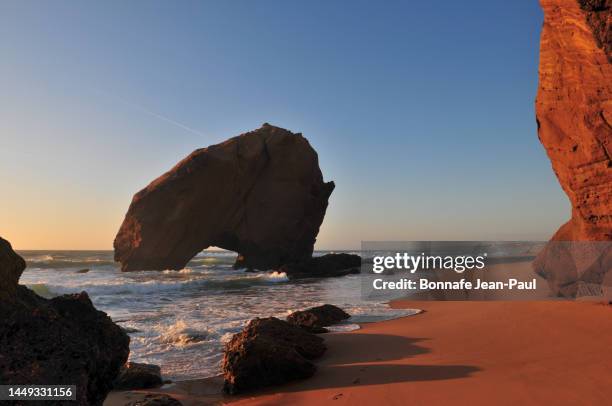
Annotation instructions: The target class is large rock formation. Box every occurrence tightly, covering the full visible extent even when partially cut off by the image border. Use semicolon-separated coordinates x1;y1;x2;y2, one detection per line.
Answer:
0;236;130;405
115;124;334;271
534;0;612;296
222;317;326;394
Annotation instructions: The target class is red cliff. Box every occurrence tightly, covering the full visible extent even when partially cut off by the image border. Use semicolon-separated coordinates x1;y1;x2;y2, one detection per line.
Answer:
534;0;611;296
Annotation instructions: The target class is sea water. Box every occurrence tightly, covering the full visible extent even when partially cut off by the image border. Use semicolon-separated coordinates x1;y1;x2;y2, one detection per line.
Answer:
18;250;419;381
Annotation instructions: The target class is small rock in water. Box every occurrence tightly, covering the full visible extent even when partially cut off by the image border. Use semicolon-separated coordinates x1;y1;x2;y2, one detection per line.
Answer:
280;253;361;279
287;304;351;333
222;317;326;394
76;268;90;273
120;326;141;334
114;362;163;390
124;394;182;406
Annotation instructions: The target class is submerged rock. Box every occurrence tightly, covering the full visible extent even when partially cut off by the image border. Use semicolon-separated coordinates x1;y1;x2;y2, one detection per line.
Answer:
279;253;361;279
114;124;334;272
113;362;163;390
0;236;130;406
287;304;351;333
534;0;612;296
222;317;326;394
121;326;142;334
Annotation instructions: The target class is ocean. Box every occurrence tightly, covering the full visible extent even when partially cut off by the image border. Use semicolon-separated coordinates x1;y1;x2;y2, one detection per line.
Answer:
18;250;418;381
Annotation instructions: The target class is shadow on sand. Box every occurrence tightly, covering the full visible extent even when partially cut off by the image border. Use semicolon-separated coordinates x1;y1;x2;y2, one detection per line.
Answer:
236;332;480;397
105;333;480;405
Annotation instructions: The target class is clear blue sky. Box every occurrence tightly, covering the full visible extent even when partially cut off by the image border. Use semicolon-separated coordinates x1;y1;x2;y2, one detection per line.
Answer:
0;0;569;249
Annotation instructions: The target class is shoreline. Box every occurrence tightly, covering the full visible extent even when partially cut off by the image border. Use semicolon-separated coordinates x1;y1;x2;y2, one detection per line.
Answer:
104;305;424;406
105;298;612;406
103;311;424;406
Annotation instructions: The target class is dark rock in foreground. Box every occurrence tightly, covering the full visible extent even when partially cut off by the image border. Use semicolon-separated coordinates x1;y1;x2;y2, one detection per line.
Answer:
113;362;163;390
114;123;334;272
287;304;351;333
222;317;326;394
0;236;130;406
124;394;182;406
279;253;361;279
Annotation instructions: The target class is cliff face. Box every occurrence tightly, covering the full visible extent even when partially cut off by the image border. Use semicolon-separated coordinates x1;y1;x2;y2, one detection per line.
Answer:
536;0;611;241
114;124;334;271
0;237;130;405
534;0;611;296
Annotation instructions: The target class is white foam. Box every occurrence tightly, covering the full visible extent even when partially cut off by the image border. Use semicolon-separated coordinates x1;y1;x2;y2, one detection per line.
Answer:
220;332;235;344
29;278;209;297
162;268;194;274
25;254;54;263
326;323;361;332
158;320;209;347
256;271;289;282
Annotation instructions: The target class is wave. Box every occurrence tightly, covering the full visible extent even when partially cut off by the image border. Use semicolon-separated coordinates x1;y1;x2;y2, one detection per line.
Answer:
195;271;290;289
25;260;117;269
253;271;289;282
28;278;210;297
24;270;289;299
25;254;54;263
162;268;196;275
158;320;210;347
28;283;55;298
349;308;422;323
188;257;235;267
326;323;361;332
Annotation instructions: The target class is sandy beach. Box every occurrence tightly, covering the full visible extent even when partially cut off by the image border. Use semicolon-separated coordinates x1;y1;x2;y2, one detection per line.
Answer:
106;299;612;406
3;1;611;405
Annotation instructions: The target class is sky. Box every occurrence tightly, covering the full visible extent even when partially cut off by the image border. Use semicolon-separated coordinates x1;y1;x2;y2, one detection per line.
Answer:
0;0;569;250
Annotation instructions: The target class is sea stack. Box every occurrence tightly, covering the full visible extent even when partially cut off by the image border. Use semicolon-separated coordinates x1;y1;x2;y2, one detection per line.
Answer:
533;0;612;296
0;237;130;405
114;124;335;272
